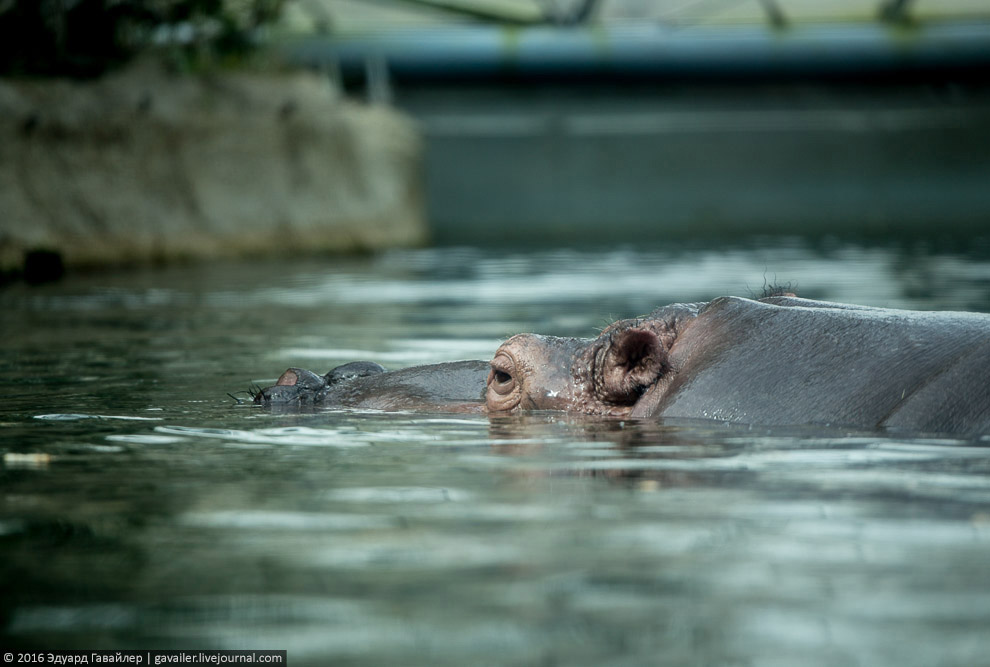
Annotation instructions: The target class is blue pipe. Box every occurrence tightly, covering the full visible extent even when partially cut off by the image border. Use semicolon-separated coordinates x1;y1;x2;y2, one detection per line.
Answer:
283;21;990;82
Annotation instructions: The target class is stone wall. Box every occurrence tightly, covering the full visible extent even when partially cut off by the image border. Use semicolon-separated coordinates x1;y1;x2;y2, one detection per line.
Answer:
0;62;427;276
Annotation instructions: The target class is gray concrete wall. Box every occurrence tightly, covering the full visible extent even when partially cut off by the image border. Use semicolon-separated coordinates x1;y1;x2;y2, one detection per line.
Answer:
395;82;990;243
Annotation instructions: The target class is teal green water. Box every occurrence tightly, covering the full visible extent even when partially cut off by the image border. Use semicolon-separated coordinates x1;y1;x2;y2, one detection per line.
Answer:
2;241;990;666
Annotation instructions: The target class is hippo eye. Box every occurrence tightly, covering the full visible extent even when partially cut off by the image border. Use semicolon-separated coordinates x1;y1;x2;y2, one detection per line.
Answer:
487;349;524;412
487;355;518;398
488;367;514;395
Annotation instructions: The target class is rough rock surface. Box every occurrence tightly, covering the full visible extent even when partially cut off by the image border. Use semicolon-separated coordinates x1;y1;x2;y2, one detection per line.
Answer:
0;62;426;273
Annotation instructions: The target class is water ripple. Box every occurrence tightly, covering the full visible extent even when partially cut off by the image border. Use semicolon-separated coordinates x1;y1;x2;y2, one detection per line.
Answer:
154;425;369;447
180;510;394;531
35;413;164;422
325;487;472;503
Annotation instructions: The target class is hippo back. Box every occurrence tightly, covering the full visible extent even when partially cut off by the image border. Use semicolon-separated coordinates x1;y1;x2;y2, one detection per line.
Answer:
647;297;990;435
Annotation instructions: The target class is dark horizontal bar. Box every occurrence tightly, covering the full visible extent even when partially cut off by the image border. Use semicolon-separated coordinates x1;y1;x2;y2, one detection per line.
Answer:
282;20;990;83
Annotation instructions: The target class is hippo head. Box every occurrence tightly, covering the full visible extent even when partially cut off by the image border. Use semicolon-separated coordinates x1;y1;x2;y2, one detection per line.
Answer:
250;303;700;417
486;303;700;417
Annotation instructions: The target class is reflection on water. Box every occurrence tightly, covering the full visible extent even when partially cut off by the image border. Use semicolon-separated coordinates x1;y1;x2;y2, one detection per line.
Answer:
2;240;990;666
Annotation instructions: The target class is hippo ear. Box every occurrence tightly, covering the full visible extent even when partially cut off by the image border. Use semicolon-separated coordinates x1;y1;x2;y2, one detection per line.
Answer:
596;328;667;405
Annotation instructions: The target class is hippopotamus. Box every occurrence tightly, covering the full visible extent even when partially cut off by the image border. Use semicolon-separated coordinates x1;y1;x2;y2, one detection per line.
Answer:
488;295;990;434
252;296;990;435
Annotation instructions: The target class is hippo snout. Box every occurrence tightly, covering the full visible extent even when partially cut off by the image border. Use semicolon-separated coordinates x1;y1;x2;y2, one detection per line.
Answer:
251;359;490;413
252;361;386;405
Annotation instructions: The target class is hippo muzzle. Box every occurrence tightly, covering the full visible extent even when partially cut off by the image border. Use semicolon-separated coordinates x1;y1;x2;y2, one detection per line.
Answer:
252;362;387;406
252;360;490;413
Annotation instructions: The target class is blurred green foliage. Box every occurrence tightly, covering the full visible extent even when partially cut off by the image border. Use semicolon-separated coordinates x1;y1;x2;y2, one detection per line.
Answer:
0;0;284;77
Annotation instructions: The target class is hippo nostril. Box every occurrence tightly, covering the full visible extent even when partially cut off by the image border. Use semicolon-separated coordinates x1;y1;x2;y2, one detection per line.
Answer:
325;361;387;385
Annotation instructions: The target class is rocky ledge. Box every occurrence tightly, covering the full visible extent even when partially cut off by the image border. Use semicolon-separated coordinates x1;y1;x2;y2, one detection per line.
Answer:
0;62;426;281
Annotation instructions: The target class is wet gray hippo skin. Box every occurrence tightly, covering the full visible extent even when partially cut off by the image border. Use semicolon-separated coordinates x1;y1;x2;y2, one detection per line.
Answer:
487;296;990;435
253;359;490;413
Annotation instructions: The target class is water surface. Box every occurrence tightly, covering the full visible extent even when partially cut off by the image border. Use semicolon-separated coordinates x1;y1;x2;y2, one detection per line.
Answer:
2;240;990;666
